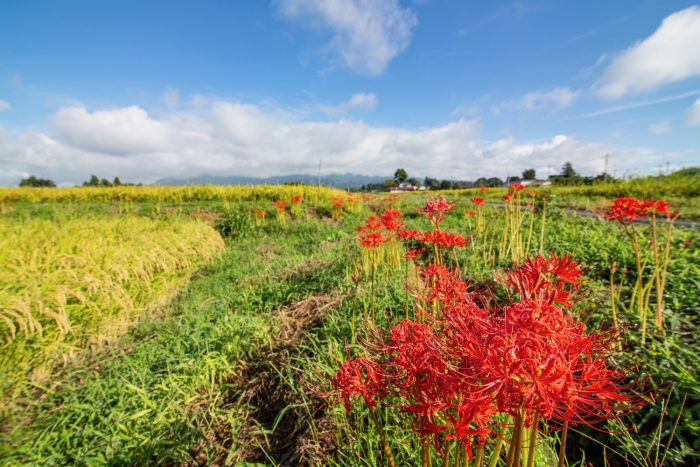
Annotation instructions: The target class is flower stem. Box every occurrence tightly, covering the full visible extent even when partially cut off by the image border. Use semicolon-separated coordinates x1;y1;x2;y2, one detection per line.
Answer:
557;421;569;467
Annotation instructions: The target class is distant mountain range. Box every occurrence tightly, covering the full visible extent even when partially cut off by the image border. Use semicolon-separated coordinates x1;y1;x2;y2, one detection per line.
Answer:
155;173;390;189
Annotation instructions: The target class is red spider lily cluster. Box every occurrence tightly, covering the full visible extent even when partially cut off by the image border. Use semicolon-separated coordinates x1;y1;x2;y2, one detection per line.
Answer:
189;209;221;222
332;254;648;463
331;197;346;209
470;197;485;207
606;197;674;224
272;199;288;213
356;209;405;248
290;194;303;204
605;196;677;338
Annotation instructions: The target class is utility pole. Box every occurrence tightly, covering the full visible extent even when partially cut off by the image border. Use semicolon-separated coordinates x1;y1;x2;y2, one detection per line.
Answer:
604;153;610;176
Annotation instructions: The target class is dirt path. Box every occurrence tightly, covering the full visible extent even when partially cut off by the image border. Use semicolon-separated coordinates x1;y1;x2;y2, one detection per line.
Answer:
191;292;344;466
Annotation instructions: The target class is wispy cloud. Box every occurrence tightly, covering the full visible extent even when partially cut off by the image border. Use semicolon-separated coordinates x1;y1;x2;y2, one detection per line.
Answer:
572;90;700;118
0;99;11;112
278;0;417;75
493;87;579;114
596;6;700;99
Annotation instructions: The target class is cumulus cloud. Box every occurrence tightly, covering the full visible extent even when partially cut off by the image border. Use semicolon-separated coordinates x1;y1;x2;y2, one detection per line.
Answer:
279;0;417;75
51;106;171;155
0;99;11;111
597;6;700;99
648;120;670;135
0;99;670;186
494;87;579;114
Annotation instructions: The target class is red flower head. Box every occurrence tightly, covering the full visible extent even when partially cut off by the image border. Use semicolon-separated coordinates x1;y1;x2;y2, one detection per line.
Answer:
504;254;582;306
331;197;346;208
464;209;476;217
255;209;267;219
380;209;405;232
360;231;386;248
332;357;385;412
479;186;490;193
509;184;525;192
470;197;485;207
420;197;453;227
606;197;643;224
291;194;303;204
272;200;288;213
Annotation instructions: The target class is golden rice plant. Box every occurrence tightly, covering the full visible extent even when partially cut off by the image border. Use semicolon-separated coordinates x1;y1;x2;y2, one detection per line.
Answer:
0;184;347;204
0;216;224;421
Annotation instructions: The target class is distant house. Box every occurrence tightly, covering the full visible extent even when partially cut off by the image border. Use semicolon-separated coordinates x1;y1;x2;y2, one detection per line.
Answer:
518;179;551;187
389;182;418;192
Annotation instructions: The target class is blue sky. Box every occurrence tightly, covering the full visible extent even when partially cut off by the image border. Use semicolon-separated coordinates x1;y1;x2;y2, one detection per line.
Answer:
0;0;699;185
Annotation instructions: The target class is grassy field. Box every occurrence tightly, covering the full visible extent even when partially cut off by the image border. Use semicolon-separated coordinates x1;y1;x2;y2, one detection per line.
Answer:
0;182;698;466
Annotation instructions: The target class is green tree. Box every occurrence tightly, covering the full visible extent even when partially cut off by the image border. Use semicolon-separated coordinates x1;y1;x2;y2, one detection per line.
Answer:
113;176;122;186
522;168;536;180
561;162;577;178
394;168;408;184
19;175;56;187
83;175;100;187
424;177;440;189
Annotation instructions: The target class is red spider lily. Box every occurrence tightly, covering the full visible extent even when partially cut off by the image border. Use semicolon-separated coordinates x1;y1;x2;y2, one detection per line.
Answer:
526;190;537;198
420;197;453;227
272;199;288;213
357;215;383;234
509;184;525;192
421;230;468;248
405;248;426;260
640;198;671;217
470;197;485;207
503;193;514;203
606;197;644;224
479;187;490;193
290;194;303;204
332;357;385;412
360;231;387;248
504;254;582;305
606;196;673;224
464;209;476;217
380;209;405;232
421;264;469;305
331;197;346;208
255;209;267;219
398;229;468;249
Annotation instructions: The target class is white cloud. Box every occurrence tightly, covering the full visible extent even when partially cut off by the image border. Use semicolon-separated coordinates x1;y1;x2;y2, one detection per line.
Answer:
51;106;171;155
686;98;700;126
344;92;377;110
648;120;670;135
321;92;378;114
279;0;417;75
493;87;579;114
520;88;579;111
597;6;700;99
0;99;11;111
0;99;672;186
